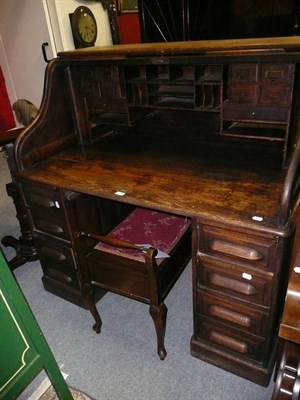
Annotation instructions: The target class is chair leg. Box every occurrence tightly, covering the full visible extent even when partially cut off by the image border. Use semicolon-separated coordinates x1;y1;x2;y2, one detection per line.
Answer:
149;303;168;360
82;285;102;334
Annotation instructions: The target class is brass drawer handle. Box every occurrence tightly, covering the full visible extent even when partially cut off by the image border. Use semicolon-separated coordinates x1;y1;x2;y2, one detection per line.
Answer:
210;239;263;261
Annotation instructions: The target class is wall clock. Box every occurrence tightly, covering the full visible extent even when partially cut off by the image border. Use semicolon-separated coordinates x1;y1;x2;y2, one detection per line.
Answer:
70;6;98;49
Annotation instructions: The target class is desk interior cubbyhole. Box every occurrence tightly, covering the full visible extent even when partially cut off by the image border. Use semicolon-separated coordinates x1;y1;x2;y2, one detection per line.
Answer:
126;83;148;106
148;84;195;108
196;84;221;111
196;65;223;82
145;65;195;83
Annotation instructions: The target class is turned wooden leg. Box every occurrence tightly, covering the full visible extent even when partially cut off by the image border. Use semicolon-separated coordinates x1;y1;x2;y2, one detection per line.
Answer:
2;182;38;270
82;286;102;334
149;303;168;360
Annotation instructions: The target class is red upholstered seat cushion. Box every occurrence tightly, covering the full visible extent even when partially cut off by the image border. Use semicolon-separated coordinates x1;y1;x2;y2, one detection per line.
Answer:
94;208;190;263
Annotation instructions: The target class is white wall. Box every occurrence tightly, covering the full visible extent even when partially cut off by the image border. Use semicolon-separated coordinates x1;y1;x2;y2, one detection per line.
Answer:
47;0;112;52
0;0;112;111
0;0;53;108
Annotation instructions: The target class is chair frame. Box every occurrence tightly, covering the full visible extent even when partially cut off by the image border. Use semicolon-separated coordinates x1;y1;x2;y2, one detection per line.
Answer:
76;218;191;360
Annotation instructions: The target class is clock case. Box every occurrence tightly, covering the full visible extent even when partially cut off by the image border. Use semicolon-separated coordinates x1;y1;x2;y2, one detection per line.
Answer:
70;6;98;49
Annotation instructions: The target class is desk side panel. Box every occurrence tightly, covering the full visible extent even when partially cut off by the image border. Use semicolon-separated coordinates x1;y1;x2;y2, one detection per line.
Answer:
15;60;76;171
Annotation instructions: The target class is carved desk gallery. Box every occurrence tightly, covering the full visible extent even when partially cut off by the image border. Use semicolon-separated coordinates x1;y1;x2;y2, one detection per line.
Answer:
12;37;300;386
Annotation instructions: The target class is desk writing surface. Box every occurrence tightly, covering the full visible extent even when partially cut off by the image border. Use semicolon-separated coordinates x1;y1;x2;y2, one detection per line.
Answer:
18;124;287;233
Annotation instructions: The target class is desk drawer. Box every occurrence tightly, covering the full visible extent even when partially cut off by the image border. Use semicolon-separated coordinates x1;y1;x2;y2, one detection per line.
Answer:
197;224;277;272
229;85;258;104
197;290;269;336
22;183;71;240
197;318;267;362
223;104;288;122
23;183;63;209
34;234;80;288
29;208;71;240
230;64;258;83
260;63;294;84
260;85;291;106
197;254;273;307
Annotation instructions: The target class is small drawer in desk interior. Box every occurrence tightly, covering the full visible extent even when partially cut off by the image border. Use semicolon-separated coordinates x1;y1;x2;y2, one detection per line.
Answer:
196;255;273;307
230;64;258;83
196;225;277;271
228;85;258;104
260;63;294;84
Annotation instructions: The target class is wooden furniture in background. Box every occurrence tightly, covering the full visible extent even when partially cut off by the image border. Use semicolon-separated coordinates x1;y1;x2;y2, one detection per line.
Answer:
272;211;300;399
0;129;38;270
0;249;73;399
12;37;300;385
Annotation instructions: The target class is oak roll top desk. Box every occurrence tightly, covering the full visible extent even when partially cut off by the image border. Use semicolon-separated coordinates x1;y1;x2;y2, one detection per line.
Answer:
13;37;300;386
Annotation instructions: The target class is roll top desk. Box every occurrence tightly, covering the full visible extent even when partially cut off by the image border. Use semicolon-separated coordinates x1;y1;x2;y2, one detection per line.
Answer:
13;37;300;386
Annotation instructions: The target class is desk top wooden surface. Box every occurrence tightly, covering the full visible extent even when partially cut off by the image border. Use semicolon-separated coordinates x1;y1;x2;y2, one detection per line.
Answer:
17;117;287;235
58;37;300;59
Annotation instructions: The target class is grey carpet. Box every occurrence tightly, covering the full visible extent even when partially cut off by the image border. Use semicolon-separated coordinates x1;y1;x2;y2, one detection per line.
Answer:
0;153;275;399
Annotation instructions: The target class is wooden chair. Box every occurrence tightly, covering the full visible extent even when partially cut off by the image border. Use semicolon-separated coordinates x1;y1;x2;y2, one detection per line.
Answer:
77;207;191;360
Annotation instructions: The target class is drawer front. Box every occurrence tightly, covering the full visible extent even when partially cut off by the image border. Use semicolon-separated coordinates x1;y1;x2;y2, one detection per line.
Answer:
23;183;63;209
197;318;267;362
229;85;258;104
197;255;273;307
223;104;288;122
260;85;291;106
197;224;277;272
197;290;269;336
23;183;71;240
260;63;294;84
29;208;70;240
230;64;258;83
34;235;80;288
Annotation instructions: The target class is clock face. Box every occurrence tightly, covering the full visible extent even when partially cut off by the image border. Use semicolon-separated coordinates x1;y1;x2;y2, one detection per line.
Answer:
78;10;97;44
71;6;98;48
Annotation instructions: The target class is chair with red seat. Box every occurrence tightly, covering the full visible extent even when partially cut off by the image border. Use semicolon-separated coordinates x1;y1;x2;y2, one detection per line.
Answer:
77;207;191;360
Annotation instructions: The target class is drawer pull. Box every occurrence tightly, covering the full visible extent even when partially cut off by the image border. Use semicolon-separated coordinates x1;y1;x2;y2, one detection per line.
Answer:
37;220;64;234
40;247;67;261
47;268;72;283
28;194;55;208
210;239;262;261
208;330;248;354
209;305;251;328
210;273;257;296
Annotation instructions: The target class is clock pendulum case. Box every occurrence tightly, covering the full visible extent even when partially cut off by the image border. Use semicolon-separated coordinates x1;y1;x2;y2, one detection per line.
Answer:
70;6;98;49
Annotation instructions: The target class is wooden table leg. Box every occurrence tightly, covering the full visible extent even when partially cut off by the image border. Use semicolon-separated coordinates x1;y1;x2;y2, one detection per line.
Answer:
1;182;38;270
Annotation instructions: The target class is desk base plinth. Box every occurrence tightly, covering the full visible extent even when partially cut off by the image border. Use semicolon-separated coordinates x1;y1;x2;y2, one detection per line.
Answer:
190;335;276;387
